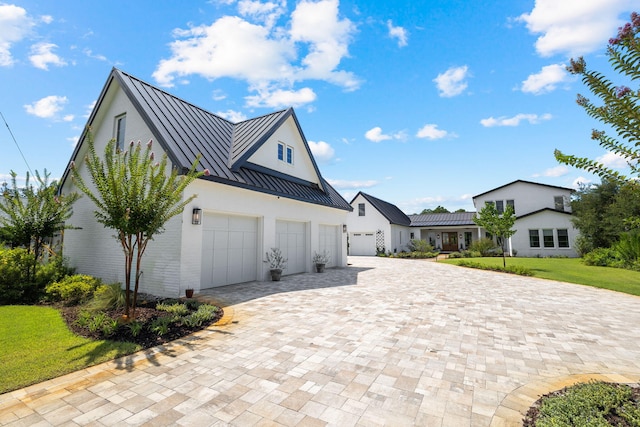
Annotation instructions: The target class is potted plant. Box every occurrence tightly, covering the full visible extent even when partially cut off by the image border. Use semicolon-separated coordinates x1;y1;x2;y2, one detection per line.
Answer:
312;250;330;273
185;288;194;298
266;247;287;281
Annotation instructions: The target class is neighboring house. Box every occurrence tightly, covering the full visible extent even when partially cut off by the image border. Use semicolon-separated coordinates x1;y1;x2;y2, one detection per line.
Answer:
59;68;351;297
346;180;579;257
472;180;578;257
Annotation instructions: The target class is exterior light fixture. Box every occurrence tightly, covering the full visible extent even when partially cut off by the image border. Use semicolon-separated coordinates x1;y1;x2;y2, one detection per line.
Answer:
343;224;347;233
192;208;202;225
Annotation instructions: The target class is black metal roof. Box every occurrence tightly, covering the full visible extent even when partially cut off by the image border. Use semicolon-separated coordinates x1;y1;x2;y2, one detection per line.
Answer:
472;179;574;200
408;212;477;227
516;207;572;220
61;68;351;212
353;192;411;226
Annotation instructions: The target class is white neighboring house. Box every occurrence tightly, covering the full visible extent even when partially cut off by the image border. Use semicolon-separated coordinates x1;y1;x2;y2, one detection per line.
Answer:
472;180;578;257
346;192;412;255
347;180;580;258
59;68;351;297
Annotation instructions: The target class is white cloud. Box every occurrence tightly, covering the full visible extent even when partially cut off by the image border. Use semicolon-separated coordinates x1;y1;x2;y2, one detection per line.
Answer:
365;126;392;142
67;135;79;147
83;48;107;62
532;165;569;177
212;89;227;101
521;64;570;94
153;0;358;108
327;179;378;189
480;113;552;127
598;151;629;168
215;109;248;122
308;140;335;162
517;0;635;57
84;100;96;118
62;114;74;122
40;15;53;24
387;20;408;47
245;86;316;108
24;95;68;118
433;65;469;97
416;124;452;140
29;42;66;70
572;176;592;188
0;4;34;66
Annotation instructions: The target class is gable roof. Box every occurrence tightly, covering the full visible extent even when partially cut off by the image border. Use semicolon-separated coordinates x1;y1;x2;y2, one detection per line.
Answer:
61;68;351;211
472;179;574;200
516;207;573;220
408;212;476;227
352;192;411;226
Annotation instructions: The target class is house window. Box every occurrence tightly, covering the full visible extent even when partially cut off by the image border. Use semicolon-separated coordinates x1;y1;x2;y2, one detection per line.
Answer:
543;229;554;248
529;230;540;248
506;199;514;212
557;229;569;248
410;232;415;239
358;203;365;216
554;196;564;211
277;142;293;164
115;114;126;151
485;201;495;207
496;200;504;214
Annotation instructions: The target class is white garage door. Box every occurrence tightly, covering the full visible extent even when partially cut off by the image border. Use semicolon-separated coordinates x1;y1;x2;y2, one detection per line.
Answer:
319;224;340;267
350;232;375;256
201;213;258;288
276;220;307;275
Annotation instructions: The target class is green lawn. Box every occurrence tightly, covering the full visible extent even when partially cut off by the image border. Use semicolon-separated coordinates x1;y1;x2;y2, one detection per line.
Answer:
442;257;640;297
0;306;140;394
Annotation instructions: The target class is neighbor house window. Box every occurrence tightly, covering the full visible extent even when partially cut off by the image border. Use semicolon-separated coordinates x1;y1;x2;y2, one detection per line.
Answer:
496;200;504;214
358;203;365;216
115;114;126;151
529;230;540;248
554;196;565;211
557;229;569;248
277;142;293;164
543;229;554;247
506;199;514;212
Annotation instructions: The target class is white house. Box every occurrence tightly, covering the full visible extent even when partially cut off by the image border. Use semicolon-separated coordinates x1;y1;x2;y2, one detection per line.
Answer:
59;68;351;297
346;180;580;257
472;180;578;257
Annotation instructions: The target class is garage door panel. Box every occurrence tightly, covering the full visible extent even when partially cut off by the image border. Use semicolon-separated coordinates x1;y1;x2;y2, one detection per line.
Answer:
350;232;375;256
276;220;307;275
320;225;340;266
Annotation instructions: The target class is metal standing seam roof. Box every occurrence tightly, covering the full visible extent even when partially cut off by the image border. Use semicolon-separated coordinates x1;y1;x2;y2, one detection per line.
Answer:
353;192;412;226
408;212;477;227
62;68;352;212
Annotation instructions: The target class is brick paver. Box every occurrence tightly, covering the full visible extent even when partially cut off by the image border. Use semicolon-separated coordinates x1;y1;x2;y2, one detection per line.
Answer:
2;256;640;426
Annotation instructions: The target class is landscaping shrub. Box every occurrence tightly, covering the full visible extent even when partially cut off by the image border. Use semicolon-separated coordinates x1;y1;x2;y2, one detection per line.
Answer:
455;260;533;276
583;247;622;267
0;248;72;304
469;238;499;257
45;275;103;305
86;283;126;312
407;239;434;253
614;231;640;265
448;250;481;259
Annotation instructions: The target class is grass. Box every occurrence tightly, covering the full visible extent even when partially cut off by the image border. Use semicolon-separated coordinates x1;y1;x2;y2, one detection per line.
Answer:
0;305;140;394
442;257;640;297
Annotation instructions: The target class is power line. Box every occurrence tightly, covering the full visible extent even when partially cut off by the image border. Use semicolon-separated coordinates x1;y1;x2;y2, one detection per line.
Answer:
1;111;34;176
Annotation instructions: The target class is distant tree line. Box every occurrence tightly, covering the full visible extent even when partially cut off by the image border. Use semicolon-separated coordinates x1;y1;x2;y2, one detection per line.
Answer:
415;206;467;215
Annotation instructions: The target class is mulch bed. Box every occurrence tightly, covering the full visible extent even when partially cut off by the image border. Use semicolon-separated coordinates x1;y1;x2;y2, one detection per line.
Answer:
59;295;223;350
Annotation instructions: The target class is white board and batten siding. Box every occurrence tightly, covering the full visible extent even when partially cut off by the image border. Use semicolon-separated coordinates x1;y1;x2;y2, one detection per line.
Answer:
201;213;259;288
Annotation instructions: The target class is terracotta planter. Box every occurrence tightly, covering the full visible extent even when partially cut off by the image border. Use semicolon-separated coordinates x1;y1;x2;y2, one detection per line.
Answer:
270;269;282;281
185;289;194;298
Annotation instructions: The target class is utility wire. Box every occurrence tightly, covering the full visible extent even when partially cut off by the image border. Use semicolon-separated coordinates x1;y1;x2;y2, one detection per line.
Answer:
1;111;34;176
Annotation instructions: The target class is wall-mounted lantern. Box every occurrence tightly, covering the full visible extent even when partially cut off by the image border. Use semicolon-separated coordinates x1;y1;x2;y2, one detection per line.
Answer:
192;208;202;225
343;224;347;233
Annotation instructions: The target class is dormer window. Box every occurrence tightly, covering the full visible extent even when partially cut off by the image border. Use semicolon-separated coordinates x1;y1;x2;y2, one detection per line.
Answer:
358;203;365;216
554;196;565;211
115;114;126;151
278;142;293;165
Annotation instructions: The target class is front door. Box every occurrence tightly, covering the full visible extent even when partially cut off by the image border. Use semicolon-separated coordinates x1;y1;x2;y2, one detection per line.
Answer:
442;232;458;252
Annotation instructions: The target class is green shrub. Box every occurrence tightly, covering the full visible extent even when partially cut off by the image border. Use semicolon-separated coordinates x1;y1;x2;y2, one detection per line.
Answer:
157;301;189;317
149;316;171;336
469;238;498;257
407;239;434;253
45;275;102;305
87;283;126;311
127;321;143;337
614;231;640;264
583;247;621;267
455;260;533;276
526;381;640;427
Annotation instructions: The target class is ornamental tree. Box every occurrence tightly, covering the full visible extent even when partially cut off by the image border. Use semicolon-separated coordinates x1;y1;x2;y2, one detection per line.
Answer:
70;132;208;319
0;170;79;279
555;12;640;184
473;203;517;268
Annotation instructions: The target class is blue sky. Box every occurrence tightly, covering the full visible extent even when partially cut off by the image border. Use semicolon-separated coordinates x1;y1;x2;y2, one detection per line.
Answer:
0;0;636;213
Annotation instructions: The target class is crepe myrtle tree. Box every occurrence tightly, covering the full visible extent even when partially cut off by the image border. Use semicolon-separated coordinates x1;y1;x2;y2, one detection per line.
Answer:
473;203;517;268
555;12;640;187
70;132;209;319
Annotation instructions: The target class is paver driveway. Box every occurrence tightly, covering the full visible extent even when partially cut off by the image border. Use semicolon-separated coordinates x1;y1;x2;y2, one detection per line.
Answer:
2;256;640;426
